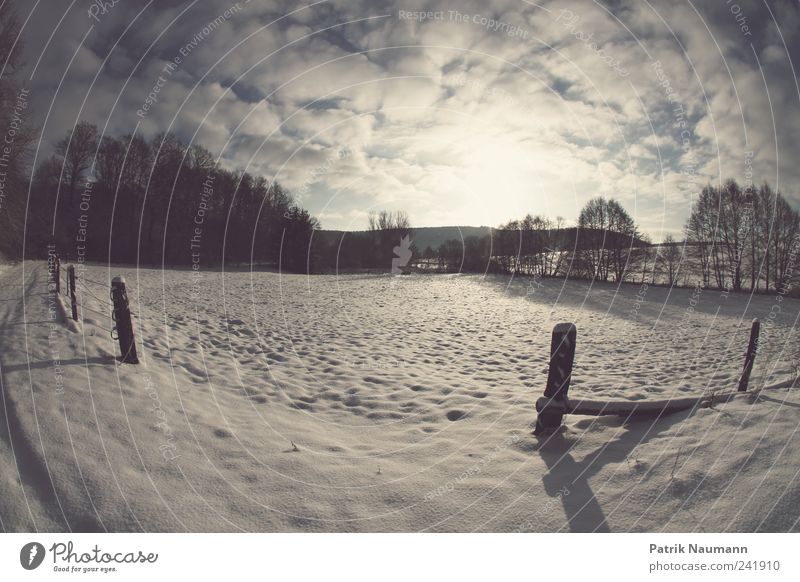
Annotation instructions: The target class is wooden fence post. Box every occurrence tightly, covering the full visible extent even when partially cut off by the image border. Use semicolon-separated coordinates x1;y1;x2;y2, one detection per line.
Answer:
738;318;760;392
111;276;139;364
67;265;78;321
54;255;61;294
534;323;577;435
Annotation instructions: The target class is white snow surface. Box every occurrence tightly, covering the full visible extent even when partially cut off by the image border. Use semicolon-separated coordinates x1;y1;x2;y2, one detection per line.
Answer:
0;261;798;532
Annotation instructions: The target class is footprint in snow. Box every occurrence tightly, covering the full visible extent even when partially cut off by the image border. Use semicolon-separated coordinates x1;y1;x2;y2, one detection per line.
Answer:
446;409;468;421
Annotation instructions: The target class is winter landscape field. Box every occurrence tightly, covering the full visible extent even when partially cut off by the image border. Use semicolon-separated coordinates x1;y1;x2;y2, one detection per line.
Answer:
1;261;798;532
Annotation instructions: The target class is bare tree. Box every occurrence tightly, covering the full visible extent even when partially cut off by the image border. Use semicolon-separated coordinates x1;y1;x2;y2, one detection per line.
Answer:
661;234;683;286
55;121;98;208
773;194;800;290
716;179;750;291
686;185;721;288
577;197;640;281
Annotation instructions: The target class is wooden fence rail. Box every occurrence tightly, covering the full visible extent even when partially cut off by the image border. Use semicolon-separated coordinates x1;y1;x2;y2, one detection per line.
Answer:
534;319;762;435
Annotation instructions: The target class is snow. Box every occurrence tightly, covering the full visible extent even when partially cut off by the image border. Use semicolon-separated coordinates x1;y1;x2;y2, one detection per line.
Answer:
0;261;798;532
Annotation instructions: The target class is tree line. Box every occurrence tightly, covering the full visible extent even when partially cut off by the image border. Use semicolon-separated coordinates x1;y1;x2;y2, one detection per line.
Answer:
419;198;646;280
423;182;800;294
685;180;799;292
21;121;319;271
6;110;799;292
11;116;411;273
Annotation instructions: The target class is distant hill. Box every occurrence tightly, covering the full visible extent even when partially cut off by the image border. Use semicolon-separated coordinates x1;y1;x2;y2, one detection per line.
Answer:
317;225;650;251
317;226;493;252
396;226;494;251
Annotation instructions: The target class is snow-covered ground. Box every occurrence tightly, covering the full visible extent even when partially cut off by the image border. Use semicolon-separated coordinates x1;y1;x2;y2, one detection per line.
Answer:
0;261;798;532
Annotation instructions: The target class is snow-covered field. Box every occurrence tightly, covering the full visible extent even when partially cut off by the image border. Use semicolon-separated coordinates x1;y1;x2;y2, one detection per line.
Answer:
1;261;799;532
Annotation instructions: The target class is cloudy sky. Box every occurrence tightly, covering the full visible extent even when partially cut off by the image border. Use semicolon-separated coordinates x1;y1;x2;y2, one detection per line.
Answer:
13;0;800;239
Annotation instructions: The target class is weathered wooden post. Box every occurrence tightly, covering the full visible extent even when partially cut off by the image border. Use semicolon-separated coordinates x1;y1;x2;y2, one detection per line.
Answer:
534;323;577;435
111;276;139;364
54;255;61;294
67;265;78;321
738;318;760;392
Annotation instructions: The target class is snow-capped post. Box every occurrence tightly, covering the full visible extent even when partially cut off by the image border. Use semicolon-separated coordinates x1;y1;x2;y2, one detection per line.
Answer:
738;318;760;392
111;276;139;364
67;265;78;321
534;323;577;435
